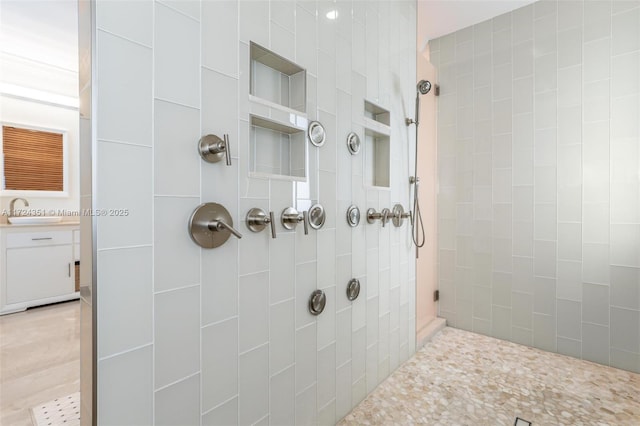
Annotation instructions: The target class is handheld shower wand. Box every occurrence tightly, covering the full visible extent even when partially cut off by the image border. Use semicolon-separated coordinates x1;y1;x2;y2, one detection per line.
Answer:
405;79;432;126
406;80;431;256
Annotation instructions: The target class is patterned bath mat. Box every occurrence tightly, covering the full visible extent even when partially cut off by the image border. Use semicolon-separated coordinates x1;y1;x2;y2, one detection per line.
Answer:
30;392;80;426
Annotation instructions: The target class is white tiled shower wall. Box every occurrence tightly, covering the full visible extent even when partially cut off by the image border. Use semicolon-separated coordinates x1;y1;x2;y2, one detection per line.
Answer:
432;0;640;373
92;0;417;424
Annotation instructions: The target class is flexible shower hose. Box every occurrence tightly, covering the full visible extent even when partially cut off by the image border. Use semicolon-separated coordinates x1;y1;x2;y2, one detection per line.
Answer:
412;123;426;256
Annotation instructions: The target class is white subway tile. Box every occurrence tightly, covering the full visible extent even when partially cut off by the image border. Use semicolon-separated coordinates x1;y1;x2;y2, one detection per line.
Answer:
317;343;336;409
270;366;295;426
98;346;152;426
98;247;152;358
239;271;269;352
239;0;269;46
158;0;200;20
154;100;200;196
202;318;238;412
295;324;317;392
582;323;610;365
155;3;200;107
612;7;640;55
202;397;237;426
295;382;317;425
202;0;238;77
239;345;269;425
154;286;200;389
153;197;200;292
96;0;152;46
97;142;152;249
96;31;152;146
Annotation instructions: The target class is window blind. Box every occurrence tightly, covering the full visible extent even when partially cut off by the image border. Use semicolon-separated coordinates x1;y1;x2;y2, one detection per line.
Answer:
2;125;64;191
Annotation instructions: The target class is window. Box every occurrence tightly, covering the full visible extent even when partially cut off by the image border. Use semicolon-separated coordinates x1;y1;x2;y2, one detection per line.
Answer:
2;125;65;192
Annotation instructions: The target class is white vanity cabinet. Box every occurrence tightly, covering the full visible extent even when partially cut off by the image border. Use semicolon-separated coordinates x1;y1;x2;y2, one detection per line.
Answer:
0;223;80;315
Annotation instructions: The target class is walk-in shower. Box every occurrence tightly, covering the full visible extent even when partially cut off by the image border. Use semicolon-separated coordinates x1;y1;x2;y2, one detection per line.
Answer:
406;79;431;256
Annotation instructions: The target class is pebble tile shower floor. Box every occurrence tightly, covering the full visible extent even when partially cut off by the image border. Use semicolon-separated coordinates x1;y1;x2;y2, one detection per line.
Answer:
340;327;640;425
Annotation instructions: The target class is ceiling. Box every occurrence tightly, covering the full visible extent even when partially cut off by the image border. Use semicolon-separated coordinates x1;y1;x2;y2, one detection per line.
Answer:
1;0;537;71
0;0;78;72
417;0;537;49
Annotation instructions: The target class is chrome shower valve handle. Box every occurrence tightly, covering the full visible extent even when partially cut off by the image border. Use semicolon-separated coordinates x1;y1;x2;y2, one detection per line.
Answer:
391;204;411;227
381;208;391;227
281;207;309;235
246;208;277;238
367;208;381;224
198;133;232;166
209;219;242;239
188;202;242;249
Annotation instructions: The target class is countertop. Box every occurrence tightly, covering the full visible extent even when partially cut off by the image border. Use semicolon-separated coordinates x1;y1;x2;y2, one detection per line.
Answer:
0;221;80;228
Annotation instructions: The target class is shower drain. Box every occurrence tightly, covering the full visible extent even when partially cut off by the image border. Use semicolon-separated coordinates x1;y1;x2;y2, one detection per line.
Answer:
514;417;532;426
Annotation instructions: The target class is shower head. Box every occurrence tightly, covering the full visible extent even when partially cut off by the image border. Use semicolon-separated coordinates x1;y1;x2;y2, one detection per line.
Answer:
417;80;432;95
405;80;433;126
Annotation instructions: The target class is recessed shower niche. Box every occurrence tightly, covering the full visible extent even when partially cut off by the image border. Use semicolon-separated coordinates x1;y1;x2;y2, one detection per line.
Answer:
363;100;391;188
249;115;306;180
250;42;306;113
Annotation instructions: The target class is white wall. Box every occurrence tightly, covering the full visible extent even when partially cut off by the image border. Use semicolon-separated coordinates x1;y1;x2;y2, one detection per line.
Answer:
0;95;80;214
0;0;79;216
93;1;418;424
433;0;640;373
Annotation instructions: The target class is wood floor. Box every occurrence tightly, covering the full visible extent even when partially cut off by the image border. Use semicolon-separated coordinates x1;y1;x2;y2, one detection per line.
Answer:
0;301;80;426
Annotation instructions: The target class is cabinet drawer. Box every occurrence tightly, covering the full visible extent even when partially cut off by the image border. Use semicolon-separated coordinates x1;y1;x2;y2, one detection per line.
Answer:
6;230;73;248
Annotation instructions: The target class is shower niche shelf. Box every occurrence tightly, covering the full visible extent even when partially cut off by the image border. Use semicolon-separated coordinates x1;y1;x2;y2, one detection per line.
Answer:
250;42;306;114
364;99;391;130
364;128;390;189
249;115;306;181
363;100;391;189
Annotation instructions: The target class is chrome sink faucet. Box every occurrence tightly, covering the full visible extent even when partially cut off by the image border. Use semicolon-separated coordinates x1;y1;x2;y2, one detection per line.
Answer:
9;198;29;217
